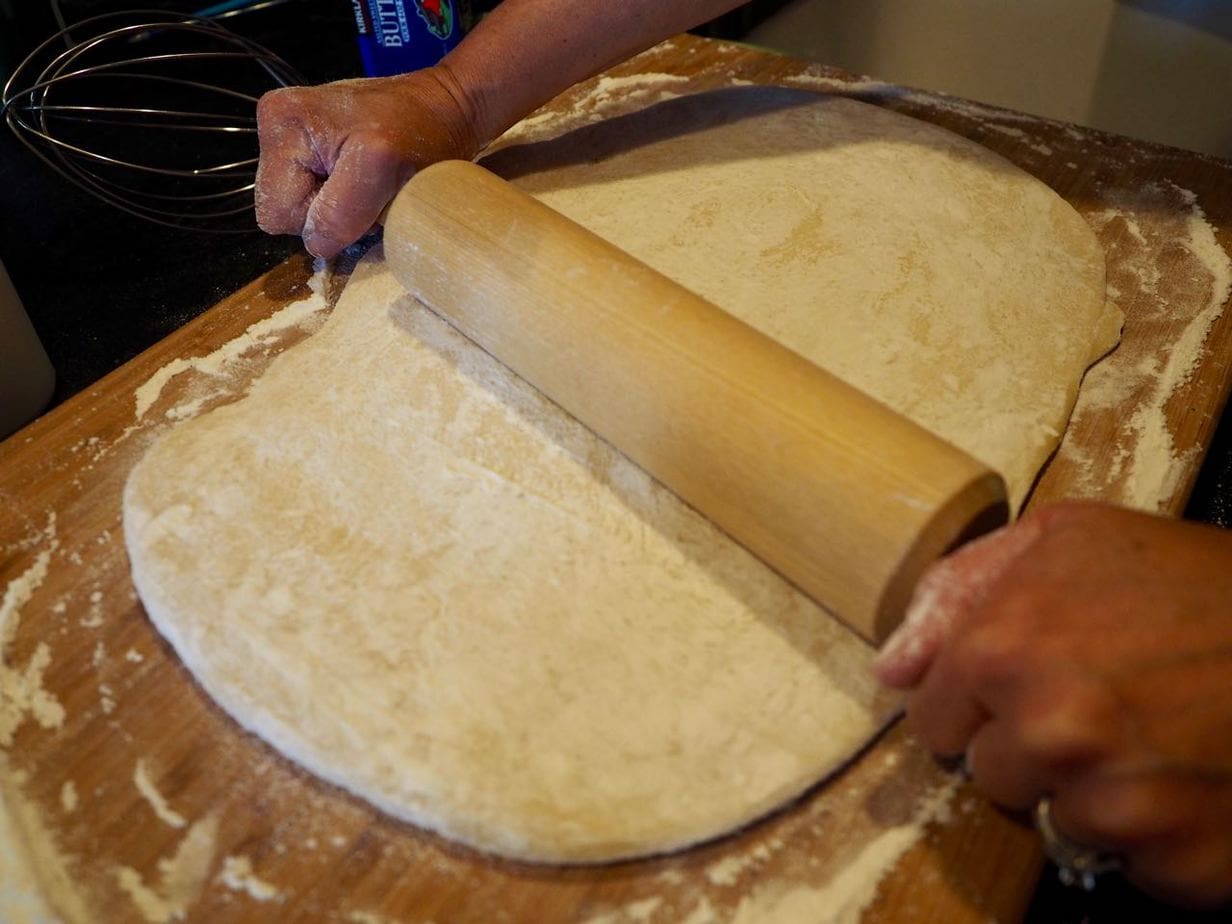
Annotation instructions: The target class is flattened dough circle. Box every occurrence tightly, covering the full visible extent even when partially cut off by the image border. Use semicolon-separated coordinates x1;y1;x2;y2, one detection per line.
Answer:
124;87;1115;862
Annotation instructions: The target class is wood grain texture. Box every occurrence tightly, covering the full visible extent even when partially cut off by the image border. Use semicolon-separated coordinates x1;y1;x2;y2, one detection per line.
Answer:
2;34;1230;924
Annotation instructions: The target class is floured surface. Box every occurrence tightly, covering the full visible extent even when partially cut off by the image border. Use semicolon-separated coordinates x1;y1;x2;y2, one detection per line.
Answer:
484;87;1119;509
4;34;1231;923
124;254;897;862
124;87;1112;865
0;758;90;924
1044;182;1232;509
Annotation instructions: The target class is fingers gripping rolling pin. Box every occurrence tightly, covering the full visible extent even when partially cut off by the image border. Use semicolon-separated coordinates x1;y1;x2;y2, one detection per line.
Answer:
384;161;1009;644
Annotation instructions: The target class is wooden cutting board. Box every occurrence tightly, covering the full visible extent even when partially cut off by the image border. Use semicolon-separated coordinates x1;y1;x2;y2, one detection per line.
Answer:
2;34;1231;924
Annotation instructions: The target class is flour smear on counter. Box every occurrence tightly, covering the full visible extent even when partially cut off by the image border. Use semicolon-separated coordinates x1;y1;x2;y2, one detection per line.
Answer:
1062;181;1232;509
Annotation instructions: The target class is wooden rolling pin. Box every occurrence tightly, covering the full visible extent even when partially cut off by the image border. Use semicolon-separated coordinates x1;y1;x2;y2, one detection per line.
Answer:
384;160;1008;644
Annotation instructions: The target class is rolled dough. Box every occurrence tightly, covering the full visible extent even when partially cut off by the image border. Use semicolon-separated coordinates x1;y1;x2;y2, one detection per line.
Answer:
123;87;1117;863
483;87;1121;508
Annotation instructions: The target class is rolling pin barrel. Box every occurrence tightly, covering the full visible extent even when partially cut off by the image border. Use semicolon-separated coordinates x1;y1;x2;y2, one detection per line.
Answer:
384;160;1009;644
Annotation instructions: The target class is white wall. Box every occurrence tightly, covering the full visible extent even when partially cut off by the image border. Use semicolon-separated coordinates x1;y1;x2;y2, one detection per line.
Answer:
748;0;1232;157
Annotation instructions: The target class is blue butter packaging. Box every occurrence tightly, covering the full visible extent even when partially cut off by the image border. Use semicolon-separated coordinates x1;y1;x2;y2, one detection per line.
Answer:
351;1;469;76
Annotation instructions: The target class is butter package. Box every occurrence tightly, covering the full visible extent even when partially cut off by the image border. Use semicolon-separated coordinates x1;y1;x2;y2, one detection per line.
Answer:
351;0;471;76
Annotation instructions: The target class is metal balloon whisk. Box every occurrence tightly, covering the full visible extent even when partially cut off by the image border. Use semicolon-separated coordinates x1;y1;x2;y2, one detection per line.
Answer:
2;9;304;232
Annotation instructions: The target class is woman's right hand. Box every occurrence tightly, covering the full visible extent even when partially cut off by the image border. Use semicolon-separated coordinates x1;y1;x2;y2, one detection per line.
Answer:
255;66;480;259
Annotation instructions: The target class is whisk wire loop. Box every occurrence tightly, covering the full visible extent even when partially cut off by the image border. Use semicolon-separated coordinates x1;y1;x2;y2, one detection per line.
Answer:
3;9;304;232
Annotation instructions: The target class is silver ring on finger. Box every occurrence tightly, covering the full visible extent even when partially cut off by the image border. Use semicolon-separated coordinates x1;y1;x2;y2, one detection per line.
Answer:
1034;795;1124;891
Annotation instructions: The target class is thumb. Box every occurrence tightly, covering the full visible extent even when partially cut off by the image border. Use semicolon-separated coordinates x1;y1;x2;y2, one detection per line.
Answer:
873;515;1044;688
303;135;411;259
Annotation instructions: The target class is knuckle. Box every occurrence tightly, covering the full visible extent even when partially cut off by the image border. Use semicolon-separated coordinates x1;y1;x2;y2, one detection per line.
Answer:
1021;501;1103;554
1019;676;1120;768
347;131;414;180
256;86;300;122
1074;776;1183;846
957;618;1034;689
1028;499;1095;531
902;686;977;757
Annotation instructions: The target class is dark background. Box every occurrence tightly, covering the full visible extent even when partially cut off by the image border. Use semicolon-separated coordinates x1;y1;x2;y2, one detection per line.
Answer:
1;2;1229;921
0;0;802;412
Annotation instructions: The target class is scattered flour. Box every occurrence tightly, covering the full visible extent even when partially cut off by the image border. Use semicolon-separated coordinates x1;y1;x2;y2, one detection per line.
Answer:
218;854;281;902
0;500;69;912
723;780;957;924
59;782;76;815
0;515;65;747
705;843;773;887
0;759;90;924
985;124;1027;140
679;896;719;924
79;589;103;628
656;868;684;886
899;85;1053;127
573;769;957;924
782;70;897;97
581;896;664;924
133;760;187;829
346;912;406;924
499;72;692;147
98;685;115;716
132;272;330;422
113;814;219;923
1062;181;1232;509
590;73;690;103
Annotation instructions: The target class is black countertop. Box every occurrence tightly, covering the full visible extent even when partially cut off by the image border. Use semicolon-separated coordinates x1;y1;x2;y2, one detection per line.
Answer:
0;0;356;404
